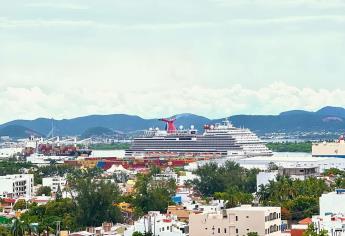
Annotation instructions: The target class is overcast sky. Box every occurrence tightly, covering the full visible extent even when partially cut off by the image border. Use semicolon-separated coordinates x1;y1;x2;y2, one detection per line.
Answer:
1;0;345;122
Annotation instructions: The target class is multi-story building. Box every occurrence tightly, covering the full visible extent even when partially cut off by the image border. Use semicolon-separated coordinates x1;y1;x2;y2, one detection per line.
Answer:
189;205;281;236
320;189;345;216
256;166;319;192
42;176;66;192
0;174;34;198
312;214;345;236
124;211;189;236
278;166;319;180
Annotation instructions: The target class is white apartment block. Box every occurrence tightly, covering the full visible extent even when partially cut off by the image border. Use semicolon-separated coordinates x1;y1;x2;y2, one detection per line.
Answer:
312;214;345;236
189;205;281;236
320;189;345;216
0;174;34;198
42;176;66;192
124;211;188;236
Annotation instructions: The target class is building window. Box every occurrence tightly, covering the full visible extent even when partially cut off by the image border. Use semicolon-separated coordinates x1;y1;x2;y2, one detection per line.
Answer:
246;216;249;218
236;216;238;221
236;229;238;234
218;228;220;233
224;228;227;233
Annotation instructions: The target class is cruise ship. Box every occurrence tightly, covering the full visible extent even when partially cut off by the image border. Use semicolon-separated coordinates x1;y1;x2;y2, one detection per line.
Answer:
125;118;272;158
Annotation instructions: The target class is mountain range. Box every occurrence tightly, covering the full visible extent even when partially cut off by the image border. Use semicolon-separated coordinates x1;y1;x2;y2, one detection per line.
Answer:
1;106;345;138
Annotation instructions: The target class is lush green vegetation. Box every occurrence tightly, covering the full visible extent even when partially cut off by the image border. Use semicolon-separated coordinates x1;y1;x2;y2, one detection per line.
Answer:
31;164;76;185
258;176;330;221
191;161;259;208
19;168;122;232
36;186;52;196
266;142;312;153
303;223;328;236
13;199;28;211
4;158;342;232
0;225;10;236
191;160;331;221
0;161;33;175
0;163;176;233
192;161;259;196
131;172;176;216
89;143;131;150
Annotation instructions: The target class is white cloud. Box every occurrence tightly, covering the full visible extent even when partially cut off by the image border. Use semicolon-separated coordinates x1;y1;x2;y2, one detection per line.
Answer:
25;2;89;10
213;0;345;7
0;0;344;123
0;83;344;123
1;15;344;30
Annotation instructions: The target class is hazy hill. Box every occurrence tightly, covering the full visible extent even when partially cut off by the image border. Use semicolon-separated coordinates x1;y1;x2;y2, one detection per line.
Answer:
0;125;42;138
1;106;345;137
81;127;116;139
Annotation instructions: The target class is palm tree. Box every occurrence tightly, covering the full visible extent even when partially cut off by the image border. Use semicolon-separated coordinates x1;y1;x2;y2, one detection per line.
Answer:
11;218;25;236
23;222;37;236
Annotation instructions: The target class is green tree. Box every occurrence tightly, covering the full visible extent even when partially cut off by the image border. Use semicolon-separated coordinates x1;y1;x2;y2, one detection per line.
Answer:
214;186;253;208
303;224;328;236
56;184;63;201
266;142;312;153
11;219;25;236
133;173;176;216
247;232;259;236
0;225;11;236
36;186;52;196
13;199;27;211
287;196;318;220
267;162;279;171
192;161;259;197
323;168;345;177
0;161;33;176
132;232;144;236
74;178;122;227
149;166;161;177
257;176;330;221
20;198;77;231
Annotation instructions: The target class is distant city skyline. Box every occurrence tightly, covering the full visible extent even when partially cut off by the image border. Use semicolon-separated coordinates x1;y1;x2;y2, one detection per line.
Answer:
1;0;345;123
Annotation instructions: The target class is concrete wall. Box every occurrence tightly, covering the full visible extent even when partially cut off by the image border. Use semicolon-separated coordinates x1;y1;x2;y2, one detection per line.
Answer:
320;192;345;215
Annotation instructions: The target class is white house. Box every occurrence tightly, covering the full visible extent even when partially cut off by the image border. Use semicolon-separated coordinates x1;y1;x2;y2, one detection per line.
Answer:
42;176;66;192
124;211;188;236
312;214;345;236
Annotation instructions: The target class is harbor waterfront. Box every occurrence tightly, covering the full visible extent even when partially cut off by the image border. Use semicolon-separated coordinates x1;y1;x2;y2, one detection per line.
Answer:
1;0;344;233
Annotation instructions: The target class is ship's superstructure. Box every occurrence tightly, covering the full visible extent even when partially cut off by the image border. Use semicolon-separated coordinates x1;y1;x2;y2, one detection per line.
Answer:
313;135;345;158
204;119;273;157
125;118;272;158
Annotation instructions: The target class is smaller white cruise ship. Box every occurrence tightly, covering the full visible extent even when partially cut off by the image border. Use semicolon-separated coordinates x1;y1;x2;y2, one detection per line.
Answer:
204;119;273;157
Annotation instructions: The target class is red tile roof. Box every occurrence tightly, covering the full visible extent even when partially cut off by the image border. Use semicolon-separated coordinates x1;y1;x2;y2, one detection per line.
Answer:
298;217;312;225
